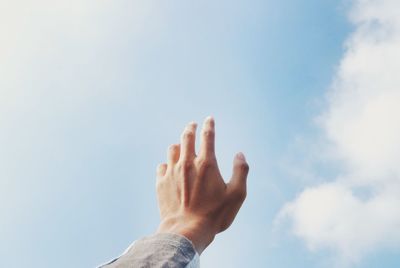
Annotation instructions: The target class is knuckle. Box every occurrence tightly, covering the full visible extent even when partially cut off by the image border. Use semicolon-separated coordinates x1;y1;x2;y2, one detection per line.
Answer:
183;162;193;171
197;157;215;169
239;162;249;173
178;161;193;172
183;131;194;140
219;220;232;232
169;144;178;152
203;130;215;139
232;187;247;201
156;164;166;174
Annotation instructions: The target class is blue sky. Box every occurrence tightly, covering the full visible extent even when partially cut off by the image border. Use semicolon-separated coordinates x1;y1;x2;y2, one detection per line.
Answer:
1;0;400;267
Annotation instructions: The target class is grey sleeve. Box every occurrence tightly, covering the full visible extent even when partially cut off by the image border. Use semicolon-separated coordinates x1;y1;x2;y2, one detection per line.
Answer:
99;233;200;268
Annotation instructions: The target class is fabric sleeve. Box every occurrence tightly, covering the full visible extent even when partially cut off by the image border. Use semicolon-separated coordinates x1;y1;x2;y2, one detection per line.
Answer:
99;233;200;268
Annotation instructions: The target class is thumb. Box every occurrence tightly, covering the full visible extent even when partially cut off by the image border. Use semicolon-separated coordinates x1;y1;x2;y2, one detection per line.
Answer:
227;152;249;198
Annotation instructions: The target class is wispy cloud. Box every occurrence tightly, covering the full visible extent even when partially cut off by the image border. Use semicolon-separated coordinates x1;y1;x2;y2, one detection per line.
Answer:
279;0;400;265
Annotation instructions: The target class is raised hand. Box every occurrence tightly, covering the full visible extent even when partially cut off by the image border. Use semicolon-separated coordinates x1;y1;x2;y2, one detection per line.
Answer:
156;116;249;254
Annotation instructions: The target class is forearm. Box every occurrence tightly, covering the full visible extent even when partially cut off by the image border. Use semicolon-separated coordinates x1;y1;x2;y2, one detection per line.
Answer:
99;233;199;268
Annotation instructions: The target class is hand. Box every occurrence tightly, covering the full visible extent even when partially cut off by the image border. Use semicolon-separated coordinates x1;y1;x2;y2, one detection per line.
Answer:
155;116;249;254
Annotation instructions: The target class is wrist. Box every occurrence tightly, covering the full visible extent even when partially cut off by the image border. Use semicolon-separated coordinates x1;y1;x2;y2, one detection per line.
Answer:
157;216;216;254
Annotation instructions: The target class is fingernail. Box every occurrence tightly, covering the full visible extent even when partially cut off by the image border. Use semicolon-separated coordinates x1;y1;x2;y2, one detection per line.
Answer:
237;152;246;161
186;122;196;129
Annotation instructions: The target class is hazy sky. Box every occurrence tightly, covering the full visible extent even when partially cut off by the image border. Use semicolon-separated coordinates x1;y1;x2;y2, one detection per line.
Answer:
1;1;400;267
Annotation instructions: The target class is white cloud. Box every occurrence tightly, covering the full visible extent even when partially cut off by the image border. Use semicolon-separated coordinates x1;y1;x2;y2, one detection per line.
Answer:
280;0;400;265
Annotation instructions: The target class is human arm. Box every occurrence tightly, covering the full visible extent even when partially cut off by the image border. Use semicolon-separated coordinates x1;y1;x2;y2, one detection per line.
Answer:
100;116;249;267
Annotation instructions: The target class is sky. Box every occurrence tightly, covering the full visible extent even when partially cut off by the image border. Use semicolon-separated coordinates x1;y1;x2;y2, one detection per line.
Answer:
1;0;399;267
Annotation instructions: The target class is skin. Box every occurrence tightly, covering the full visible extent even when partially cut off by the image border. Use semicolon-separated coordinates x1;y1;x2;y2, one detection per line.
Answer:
155;116;250;255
